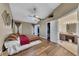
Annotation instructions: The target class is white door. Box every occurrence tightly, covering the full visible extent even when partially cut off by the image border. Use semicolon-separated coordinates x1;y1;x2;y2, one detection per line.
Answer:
50;20;58;43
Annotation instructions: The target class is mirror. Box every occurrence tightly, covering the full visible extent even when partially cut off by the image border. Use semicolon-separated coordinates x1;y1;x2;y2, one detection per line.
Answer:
66;23;76;34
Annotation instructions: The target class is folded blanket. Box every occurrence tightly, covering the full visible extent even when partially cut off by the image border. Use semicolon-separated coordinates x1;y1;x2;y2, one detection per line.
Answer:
19;35;30;45
26;34;40;42
5;33;18;41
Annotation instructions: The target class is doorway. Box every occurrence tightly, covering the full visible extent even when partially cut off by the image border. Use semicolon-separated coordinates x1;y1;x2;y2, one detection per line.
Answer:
33;24;40;36
47;23;50;41
37;26;40;36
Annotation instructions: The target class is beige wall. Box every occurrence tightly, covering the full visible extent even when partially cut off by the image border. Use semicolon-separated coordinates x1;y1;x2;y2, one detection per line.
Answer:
77;5;79;35
39;18;53;38
39;20;47;38
22;22;33;35
13;22;22;34
0;4;12;50
52;3;78;19
39;18;59;43
77;5;79;34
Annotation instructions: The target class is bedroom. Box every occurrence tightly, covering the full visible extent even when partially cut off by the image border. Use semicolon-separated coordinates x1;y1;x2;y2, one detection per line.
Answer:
0;3;79;56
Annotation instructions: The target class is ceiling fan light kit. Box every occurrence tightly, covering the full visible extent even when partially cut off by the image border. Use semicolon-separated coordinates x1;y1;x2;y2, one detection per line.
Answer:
27;7;42;22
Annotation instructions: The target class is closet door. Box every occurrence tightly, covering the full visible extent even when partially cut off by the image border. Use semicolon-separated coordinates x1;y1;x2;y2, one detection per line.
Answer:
50;20;58;43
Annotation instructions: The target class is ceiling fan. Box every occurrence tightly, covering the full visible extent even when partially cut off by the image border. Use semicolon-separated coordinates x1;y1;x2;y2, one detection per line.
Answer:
28;7;42;21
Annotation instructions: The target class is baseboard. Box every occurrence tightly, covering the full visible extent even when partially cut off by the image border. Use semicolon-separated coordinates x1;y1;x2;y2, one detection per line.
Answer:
40;36;46;39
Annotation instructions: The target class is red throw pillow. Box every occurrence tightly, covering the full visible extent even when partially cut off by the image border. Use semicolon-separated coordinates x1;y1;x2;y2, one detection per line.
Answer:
20;35;30;45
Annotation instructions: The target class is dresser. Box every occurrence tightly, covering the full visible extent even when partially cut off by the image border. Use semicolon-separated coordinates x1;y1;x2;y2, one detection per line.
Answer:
60;33;78;44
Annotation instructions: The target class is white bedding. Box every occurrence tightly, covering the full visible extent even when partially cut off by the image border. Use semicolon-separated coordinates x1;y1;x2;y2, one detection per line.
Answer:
4;37;41;55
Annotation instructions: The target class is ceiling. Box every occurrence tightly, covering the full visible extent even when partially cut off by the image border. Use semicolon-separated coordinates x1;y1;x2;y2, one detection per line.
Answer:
9;3;60;24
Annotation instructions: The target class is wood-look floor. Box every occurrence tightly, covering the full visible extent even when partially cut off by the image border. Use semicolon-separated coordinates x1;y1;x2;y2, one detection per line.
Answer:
13;38;74;56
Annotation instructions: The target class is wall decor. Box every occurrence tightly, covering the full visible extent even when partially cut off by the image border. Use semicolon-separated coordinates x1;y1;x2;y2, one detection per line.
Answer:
1;10;11;26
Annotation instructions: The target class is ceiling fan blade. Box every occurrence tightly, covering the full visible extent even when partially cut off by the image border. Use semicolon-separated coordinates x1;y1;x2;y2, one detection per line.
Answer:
38;18;41;20
34;16;41;20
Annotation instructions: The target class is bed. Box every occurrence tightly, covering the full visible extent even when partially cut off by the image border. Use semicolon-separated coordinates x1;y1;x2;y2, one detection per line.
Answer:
4;33;42;55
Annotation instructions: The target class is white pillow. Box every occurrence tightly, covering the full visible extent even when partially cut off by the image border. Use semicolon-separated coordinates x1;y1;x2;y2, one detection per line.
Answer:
17;36;20;45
